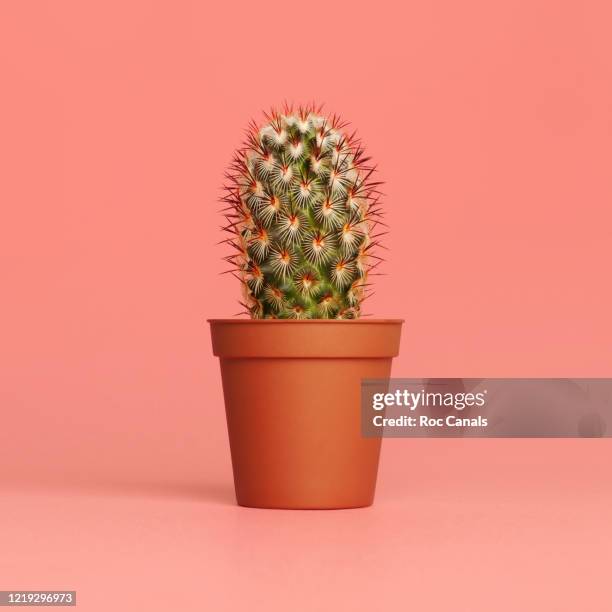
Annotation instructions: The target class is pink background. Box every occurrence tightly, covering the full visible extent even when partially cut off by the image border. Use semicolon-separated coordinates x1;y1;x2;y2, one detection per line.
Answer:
1;1;611;610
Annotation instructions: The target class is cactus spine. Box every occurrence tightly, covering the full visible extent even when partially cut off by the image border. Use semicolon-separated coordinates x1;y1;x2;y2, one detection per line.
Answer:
222;104;383;319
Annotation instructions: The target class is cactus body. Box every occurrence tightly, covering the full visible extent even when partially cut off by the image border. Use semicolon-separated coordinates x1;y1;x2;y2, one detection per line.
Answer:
222;105;382;319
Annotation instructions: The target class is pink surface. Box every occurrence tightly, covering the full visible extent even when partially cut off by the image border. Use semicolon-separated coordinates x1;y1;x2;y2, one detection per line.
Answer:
1;0;611;610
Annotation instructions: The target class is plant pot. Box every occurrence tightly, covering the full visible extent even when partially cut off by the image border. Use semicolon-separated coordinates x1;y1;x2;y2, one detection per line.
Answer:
209;319;403;509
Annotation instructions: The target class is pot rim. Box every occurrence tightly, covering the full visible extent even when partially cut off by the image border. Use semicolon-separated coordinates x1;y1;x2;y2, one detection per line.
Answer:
208;318;404;324
209;318;403;358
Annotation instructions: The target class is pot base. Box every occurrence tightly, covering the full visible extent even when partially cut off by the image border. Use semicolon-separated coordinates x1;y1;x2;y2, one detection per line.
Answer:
236;501;373;510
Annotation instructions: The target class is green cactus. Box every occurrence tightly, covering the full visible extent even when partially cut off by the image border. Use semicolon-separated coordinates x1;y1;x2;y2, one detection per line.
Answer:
222;104;383;319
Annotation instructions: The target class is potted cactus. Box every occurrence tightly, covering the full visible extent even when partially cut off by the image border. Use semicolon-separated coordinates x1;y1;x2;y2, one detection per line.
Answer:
209;105;402;509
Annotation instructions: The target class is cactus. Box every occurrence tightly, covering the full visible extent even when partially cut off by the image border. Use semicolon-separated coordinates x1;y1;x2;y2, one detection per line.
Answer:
221;104;383;319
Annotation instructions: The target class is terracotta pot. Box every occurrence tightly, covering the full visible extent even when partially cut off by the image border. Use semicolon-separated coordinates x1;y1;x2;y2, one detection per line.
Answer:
209;319;403;509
